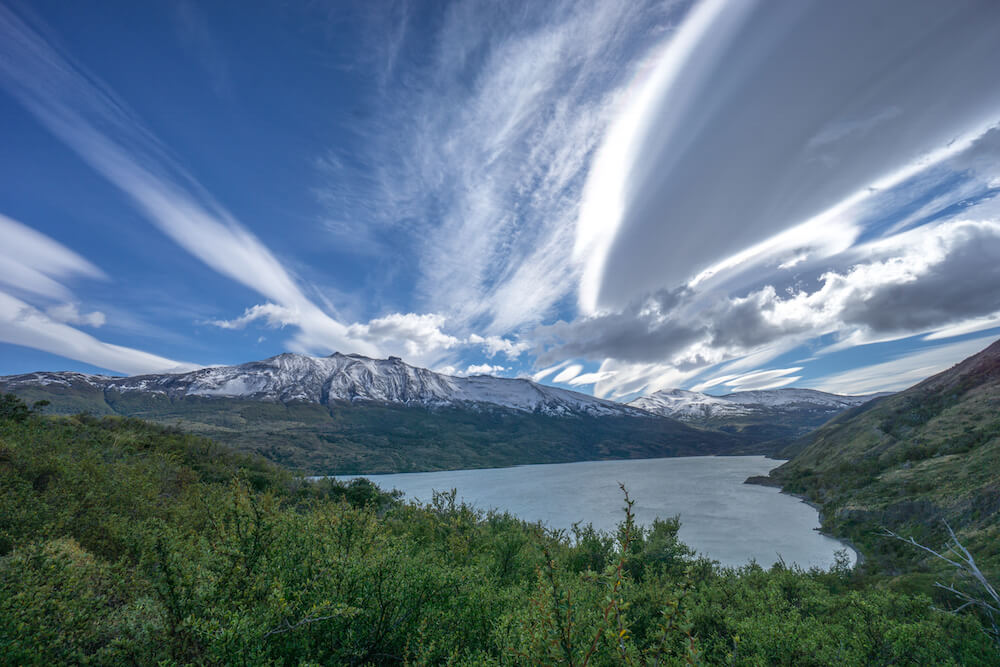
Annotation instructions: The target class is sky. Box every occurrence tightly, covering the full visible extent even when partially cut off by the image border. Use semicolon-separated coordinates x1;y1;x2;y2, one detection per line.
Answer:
1;0;1000;400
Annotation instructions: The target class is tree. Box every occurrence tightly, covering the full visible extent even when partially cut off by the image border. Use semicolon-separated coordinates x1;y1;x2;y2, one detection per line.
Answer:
885;521;1000;647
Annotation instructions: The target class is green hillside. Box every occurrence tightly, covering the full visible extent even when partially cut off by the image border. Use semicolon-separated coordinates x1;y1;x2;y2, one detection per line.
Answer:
772;338;1000;581
1;380;748;474
1;394;995;664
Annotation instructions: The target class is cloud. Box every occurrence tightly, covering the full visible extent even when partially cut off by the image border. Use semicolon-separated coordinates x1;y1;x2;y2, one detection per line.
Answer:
434;363;507;377
315;0;686;333
538;217;1000;398
531;360;570;382
463;363;507;376
207;303;296;331
552;364;584;384
0;291;197;375
0;212;196;374
590;357;699;400
467;334;530;359
170;0;232;98
805;107;902;152
565;371;615;387
923;316;1000;341
0;6;379;359
806;335;997;395
713;367;802;393
0;213;105;301
46;303;106;328
836;222;1000;334
347;312;461;362
534;287;702;365
1;6;547;372
577;0;1000;313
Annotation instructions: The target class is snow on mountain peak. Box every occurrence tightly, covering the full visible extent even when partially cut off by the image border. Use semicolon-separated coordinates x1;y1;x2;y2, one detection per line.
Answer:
1;353;646;418
628;387;883;421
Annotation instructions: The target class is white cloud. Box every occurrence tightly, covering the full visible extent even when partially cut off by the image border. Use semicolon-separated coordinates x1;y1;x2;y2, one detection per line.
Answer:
46;303;106;328
464;363;507;376
0;291;197;375
539;216;1000;399
0;7;379;359
347;312;461;364
923;315;1000;341
1;8;553;371
716;367;802;393
566;371;615;386
434;363;507;377
531;360;570;382
207;303;296;330
467;333;530;359
590;357;699;400
577;0;753;313
806;335;996;395
317;0;685;333
0;212;191;374
552;364;584;384
0;213;104;301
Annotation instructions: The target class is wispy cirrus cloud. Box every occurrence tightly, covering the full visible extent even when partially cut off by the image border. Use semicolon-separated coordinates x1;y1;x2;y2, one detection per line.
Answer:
316;0;686;334
0;213;195;374
0;291;198;375
806;335;997;395
0;213;105;301
0;4;538;373
528;0;1000;398
0;5;379;357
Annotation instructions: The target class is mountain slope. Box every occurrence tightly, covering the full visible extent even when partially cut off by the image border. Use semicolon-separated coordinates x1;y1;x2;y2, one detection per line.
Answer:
629;387;883;446
0;353;744;474
770;337;1000;576
2;352;646;417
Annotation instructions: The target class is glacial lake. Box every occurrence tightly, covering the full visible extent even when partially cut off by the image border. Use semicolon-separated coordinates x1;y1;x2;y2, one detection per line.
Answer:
343;455;855;569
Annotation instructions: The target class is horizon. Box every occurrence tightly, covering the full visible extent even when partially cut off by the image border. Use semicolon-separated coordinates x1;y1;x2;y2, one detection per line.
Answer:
1;342;977;401
3;1;1000;401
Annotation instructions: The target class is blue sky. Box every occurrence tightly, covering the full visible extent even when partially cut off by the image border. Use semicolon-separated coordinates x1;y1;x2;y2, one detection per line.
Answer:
2;0;1000;400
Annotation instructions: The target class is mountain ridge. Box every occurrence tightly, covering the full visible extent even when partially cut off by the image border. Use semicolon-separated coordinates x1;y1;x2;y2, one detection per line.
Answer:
0;353;749;474
628;386;888;446
0;352;647;418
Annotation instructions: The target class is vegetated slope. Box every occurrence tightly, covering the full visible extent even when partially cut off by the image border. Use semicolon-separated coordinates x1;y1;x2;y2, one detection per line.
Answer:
771;337;1000;578
0;353;745;474
630;387;886;448
0;397;994;664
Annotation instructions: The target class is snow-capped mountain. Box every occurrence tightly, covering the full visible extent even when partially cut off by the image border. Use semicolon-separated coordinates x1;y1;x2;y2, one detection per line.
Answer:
1;352;646;418
628;387;882;421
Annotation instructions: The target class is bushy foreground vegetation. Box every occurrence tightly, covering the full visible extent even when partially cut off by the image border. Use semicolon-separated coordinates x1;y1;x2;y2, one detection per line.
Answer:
1;397;996;665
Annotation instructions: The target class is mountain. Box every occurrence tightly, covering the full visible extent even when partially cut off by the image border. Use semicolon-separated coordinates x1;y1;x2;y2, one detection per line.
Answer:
0;352;744;474
3;352;646;417
628;387;885;447
769;337;1000;576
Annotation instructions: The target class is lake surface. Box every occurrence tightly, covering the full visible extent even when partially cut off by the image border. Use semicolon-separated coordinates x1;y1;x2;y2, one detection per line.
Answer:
344;456;854;569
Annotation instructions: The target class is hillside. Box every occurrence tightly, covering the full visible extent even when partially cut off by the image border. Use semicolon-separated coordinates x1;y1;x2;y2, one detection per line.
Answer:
771;338;1000;578
630;387;884;446
0;354;745;474
0;396;994;664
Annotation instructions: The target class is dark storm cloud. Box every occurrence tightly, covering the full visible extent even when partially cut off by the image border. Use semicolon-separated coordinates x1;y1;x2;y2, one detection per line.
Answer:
840;225;1000;334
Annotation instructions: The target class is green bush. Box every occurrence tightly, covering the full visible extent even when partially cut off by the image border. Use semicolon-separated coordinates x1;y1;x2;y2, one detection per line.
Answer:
0;394;996;665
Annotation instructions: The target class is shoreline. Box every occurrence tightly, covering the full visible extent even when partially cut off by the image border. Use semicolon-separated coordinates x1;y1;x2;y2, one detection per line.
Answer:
745;474;865;567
